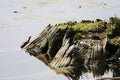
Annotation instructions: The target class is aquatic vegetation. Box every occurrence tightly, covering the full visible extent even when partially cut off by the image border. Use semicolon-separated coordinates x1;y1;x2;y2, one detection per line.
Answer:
59;21;104;31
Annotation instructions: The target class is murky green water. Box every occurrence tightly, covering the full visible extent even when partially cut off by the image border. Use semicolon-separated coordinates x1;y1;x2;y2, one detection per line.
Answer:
0;0;120;80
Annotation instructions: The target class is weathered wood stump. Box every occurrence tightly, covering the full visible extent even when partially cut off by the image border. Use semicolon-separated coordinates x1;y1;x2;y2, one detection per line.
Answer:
21;17;120;80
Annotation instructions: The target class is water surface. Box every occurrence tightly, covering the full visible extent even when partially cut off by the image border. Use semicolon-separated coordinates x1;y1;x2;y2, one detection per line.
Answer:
0;0;120;80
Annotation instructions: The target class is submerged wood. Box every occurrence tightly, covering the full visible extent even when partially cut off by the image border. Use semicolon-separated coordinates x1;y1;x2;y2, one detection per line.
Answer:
21;17;120;80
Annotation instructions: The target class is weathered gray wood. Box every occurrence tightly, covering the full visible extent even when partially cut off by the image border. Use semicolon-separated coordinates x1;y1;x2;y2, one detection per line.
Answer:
21;17;120;80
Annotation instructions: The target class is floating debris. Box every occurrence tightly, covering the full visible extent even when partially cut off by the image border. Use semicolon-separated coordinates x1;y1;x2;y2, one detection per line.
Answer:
13;10;18;13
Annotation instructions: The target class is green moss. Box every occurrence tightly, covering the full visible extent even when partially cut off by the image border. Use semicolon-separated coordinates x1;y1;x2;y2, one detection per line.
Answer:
59;21;104;31
59;24;68;29
110;37;120;46
106;25;113;35
73;33;82;40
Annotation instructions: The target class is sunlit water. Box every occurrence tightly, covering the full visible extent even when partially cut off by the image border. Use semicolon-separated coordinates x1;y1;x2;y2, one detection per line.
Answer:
0;0;120;80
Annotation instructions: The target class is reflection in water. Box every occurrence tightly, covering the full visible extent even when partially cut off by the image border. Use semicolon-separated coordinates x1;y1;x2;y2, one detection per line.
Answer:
50;57;120;80
74;60;120;79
